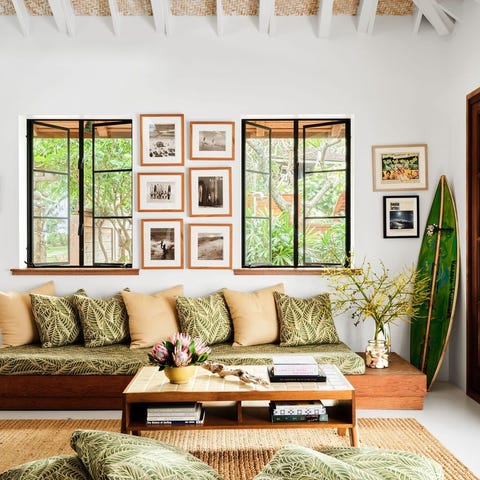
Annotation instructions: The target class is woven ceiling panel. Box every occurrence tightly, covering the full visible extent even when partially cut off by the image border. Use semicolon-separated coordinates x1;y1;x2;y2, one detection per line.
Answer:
275;0;318;16
377;0;414;15
172;0;216;16
333;0;358;15
0;0;15;15
71;0;110;16
25;0;52;15
223;0;258;16
118;0;152;15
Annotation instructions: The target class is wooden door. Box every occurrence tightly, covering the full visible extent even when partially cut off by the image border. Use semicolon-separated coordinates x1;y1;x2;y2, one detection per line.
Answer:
467;88;480;403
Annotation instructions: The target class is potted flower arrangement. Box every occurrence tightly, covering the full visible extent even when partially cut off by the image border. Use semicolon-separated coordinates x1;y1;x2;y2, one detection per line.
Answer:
149;332;211;384
329;259;430;368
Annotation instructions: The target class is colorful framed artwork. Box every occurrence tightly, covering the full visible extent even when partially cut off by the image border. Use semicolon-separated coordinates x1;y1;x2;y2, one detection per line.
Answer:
189;167;232;217
383;195;419;238
190;121;235;160
372;144;428;191
137;172;184;212
188;223;232;269
140;114;184;166
141;219;184;269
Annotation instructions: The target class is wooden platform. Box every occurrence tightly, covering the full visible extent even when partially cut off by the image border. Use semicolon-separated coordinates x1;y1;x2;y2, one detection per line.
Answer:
346;353;426;410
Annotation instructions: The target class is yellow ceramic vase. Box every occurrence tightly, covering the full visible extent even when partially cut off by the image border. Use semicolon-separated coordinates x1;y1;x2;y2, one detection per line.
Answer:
164;365;197;384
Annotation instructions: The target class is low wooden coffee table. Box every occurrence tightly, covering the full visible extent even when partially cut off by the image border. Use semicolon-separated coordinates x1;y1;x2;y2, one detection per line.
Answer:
121;364;358;446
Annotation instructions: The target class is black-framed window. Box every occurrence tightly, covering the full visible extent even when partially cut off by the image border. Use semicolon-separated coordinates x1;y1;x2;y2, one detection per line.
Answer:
27;119;133;268
242;118;351;268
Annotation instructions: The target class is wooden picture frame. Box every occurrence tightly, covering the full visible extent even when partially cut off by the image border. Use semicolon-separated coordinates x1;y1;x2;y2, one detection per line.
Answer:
188;223;232;269
140;114;184;166
137;172;184;212
190;121;235;160
141;219;184;269
372;144;428;191
189;167;232;217
383;195;419;238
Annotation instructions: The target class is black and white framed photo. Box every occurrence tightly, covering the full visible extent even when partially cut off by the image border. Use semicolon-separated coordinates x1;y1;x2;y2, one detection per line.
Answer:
383;196;419;238
189;167;232;217
190;121;235;160
141;219;184;269
188;223;232;269
137;172;184;212
140;114;184;166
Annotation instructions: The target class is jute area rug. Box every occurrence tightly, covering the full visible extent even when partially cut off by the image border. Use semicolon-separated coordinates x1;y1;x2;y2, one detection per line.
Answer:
0;418;476;480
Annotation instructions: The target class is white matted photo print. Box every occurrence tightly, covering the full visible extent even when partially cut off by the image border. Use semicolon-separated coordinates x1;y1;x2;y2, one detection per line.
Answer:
383;196;419;238
140;114;184;166
189;167;232;217
137;172;184;212
190;121;235;160
141;219;184;269
188;223;232;269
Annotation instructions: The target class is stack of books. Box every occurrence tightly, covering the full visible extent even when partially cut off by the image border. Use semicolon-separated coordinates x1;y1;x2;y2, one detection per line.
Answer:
269;400;328;423
146;402;205;425
268;355;326;382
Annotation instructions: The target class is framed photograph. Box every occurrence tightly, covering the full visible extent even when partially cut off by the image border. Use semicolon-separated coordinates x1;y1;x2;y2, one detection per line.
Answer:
190;121;235;160
372;144;428;191
141;219;184;269
188;223;232;269
137;172;184;212
140;114;184;166
189;167;232;217
383;196;419;238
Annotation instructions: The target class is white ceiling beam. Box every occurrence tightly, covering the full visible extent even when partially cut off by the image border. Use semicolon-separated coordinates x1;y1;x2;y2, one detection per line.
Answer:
216;0;225;36
411;0;455;35
357;0;379;34
62;0;76;36
317;0;334;38
11;0;30;36
151;0;171;35
108;0;122;35
259;0;275;34
412;6;423;34
437;0;461;22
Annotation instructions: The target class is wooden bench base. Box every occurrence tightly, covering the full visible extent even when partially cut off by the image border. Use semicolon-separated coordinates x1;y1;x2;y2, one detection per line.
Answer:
346;353;426;410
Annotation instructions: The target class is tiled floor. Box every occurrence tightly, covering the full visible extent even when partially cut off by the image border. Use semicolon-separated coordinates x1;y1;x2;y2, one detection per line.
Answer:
1;382;479;477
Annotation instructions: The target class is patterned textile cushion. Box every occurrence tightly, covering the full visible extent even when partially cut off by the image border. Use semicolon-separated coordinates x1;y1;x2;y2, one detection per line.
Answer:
274;292;340;346
0;281;55;348
70;429;222;480
30;290;86;348
0;454;90;480
176;292;232;345
321;447;444;480
222;284;284;347
121;285;183;349
73;292;129;348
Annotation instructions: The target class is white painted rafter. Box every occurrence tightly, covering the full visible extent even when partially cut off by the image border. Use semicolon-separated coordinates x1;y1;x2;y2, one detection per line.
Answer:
151;0;171;35
62;0;76;36
317;0;334;38
357;0;379;34
216;0;225;36
47;0;66;33
259;0;275;35
437;0;461;22
11;0;30;36
411;0;455;35
108;0;122;36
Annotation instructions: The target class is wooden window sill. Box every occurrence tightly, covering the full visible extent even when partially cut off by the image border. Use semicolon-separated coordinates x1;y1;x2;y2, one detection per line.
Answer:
233;268;361;276
11;268;140;276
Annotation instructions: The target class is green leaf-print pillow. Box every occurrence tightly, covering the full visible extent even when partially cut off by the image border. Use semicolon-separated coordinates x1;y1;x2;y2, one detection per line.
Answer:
274;291;340;346
176;292;232;345
70;429;222;480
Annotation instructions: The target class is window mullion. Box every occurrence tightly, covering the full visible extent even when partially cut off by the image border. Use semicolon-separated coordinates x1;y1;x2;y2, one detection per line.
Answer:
78;121;85;267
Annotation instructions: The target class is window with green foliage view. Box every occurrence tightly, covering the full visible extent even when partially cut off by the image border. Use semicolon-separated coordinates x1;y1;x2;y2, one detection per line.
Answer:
242;119;350;268
27;119;132;267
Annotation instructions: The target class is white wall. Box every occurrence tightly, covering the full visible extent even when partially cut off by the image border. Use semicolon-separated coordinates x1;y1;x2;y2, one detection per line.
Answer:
0;13;464;377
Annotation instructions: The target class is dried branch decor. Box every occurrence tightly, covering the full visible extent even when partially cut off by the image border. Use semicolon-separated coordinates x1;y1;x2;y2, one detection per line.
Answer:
201;361;270;387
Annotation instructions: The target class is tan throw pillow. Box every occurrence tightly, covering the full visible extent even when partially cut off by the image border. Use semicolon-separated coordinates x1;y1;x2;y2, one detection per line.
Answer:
122;286;183;349
223;283;284;347
0;281;55;348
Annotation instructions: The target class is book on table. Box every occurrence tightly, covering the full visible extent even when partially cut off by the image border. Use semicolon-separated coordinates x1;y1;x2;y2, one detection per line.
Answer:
267;366;327;383
270;412;329;423
270;400;326;416
146;402;204;424
271;355;323;377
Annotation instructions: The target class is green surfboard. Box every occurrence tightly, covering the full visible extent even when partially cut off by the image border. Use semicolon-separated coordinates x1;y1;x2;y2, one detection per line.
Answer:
410;175;459;390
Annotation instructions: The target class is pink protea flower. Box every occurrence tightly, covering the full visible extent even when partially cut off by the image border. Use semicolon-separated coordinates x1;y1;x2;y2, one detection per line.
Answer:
150;343;169;364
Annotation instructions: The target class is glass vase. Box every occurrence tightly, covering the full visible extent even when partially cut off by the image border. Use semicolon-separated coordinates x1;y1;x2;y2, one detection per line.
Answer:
365;339;389;368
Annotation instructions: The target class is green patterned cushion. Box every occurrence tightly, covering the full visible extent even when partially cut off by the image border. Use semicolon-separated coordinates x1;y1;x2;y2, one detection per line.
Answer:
70;429;222;480
176;292;232;345
321;448;444;480
30;290;86;348
0;454;90;480
274;292;340;346
72;292;129;348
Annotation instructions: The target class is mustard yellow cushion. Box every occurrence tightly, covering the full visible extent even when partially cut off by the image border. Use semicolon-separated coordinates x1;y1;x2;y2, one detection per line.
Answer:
223;284;284;346
0;281;55;348
122;286;183;349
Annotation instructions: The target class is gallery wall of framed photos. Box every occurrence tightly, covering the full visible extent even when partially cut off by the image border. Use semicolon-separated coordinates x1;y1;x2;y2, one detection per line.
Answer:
138;114;234;270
